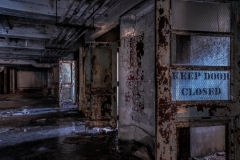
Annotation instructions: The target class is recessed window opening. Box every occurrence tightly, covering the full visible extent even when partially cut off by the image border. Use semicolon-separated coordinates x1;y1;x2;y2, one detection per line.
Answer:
177;125;226;160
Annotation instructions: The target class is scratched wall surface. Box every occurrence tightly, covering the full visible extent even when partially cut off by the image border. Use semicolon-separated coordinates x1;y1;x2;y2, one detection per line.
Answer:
118;5;155;153
156;0;240;159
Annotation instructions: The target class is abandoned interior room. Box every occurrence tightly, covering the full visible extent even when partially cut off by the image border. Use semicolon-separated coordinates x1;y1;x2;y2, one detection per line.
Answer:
0;0;239;159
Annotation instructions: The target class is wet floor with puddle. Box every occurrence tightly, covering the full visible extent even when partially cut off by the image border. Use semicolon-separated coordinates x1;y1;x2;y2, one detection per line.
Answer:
0;109;142;160
0;93;148;160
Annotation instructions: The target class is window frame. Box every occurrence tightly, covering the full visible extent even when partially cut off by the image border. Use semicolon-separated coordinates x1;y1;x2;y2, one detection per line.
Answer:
170;31;233;103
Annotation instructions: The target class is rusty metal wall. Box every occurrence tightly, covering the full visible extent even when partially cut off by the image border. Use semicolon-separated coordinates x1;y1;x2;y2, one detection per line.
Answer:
156;0;240;159
118;2;156;153
83;43;118;129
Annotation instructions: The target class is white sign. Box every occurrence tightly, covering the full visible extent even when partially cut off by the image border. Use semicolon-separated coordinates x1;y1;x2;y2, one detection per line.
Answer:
171;70;230;101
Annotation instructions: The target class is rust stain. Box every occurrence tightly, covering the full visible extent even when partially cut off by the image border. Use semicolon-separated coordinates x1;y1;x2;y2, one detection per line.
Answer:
177;107;187;114
101;95;112;118
156;2;175;148
125;33;145;113
183;103;228;116
157;7;169;50
85;44;117;129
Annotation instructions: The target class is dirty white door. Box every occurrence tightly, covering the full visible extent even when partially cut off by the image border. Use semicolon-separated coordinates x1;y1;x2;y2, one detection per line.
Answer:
59;60;76;108
85;44;117;129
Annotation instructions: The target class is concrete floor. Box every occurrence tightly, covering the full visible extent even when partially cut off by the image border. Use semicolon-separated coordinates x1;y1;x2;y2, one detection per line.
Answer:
0;116;141;160
0;93;142;160
0;91;59;109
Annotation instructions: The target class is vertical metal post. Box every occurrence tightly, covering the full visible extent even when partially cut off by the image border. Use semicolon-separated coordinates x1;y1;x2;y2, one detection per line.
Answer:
12;68;15;93
156;0;171;159
4;67;7;94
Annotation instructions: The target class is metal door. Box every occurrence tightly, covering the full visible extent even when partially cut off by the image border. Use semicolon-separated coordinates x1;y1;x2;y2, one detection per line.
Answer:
85;44;117;129
59;60;76;108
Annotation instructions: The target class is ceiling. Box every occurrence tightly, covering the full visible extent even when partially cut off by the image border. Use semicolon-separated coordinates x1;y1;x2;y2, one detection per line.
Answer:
0;0;146;64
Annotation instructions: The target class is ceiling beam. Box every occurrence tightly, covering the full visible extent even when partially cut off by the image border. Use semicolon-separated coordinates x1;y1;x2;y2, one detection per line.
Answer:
0;0;68;21
0;49;43;56
4;37;11;44
0;23;55;40
85;0;148;41
0;39;46;50
0;59;51;68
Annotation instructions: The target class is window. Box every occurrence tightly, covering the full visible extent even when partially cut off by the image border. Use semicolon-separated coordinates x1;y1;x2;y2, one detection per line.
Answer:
170;1;231;101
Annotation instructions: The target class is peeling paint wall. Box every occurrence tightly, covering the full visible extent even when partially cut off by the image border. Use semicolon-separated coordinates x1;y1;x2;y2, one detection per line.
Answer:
82;43;118;129
118;2;155;154
156;0;240;159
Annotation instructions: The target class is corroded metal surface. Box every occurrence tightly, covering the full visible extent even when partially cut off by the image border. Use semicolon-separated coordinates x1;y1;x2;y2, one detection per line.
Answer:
156;0;172;159
156;0;238;159
84;43;117;129
59;60;76;108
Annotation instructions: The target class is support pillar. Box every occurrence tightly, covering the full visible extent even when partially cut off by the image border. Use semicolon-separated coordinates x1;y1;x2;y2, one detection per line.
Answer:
4;67;7;94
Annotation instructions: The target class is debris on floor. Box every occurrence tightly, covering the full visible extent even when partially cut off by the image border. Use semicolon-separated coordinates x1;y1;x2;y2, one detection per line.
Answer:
133;146;152;160
0;93;147;160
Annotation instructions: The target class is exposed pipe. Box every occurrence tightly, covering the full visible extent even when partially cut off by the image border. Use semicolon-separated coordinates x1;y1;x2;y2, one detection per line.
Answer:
53;0;100;49
59;0;75;23
57;0;123;56
62;0;110;48
82;0;111;25
49;0;121;59
74;0;99;24
119;0;148;18
51;0;86;48
92;0;123;25
68;0;86;23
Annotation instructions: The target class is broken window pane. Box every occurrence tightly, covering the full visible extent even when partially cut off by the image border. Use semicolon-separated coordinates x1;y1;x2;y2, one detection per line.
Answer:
171;70;230;101
171;35;230;66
